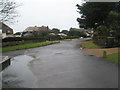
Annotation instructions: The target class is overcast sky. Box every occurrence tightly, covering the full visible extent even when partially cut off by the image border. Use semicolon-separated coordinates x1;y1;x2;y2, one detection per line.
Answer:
9;0;84;33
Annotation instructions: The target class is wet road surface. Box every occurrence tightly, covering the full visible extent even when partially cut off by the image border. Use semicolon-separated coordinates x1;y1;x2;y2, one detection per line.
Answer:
2;55;37;88
2;39;118;88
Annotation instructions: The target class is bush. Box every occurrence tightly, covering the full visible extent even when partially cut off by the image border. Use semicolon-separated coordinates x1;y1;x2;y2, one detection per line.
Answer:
93;36;107;48
96;25;109;37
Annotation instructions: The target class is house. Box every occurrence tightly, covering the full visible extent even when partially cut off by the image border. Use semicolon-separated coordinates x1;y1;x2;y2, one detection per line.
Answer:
49;33;56;36
69;28;94;37
58;33;67;37
78;29;94;37
13;32;22;37
83;29;94;37
0;22;14;39
58;33;67;39
23;26;51;37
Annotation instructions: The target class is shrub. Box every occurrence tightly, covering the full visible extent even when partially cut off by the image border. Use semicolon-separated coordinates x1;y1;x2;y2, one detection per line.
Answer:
96;25;109;37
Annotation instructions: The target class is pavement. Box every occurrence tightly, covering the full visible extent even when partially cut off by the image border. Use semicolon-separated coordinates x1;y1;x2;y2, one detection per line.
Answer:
2;39;118;88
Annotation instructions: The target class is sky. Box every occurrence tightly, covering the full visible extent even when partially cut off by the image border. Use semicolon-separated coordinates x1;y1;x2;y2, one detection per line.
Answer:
9;0;84;33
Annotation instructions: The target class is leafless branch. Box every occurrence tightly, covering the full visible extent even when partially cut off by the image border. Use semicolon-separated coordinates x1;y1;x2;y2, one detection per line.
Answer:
0;0;19;23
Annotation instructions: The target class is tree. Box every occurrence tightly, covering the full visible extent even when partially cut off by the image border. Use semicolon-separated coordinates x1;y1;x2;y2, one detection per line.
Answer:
14;32;21;35
77;2;120;47
0;0;19;23
107;11;119;30
32;30;49;38
107;11;120;45
61;30;68;34
68;28;82;37
76;2;117;29
51;28;60;34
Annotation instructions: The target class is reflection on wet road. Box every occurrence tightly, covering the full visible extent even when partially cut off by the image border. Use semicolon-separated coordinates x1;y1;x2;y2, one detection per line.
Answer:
2;55;37;88
2;39;118;88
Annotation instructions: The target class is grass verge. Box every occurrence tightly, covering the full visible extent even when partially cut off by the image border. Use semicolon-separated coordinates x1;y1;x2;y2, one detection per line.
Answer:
81;41;119;64
105;53;120;64
2;41;60;52
81;41;101;49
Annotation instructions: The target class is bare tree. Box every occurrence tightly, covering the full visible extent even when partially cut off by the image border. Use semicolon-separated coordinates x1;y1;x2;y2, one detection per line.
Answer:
0;0;19;23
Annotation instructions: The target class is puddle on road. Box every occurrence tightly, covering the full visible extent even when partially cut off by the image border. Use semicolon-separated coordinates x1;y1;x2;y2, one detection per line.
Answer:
2;55;37;88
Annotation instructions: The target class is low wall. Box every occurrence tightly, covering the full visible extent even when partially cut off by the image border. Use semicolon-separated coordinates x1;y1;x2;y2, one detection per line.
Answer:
0;56;11;72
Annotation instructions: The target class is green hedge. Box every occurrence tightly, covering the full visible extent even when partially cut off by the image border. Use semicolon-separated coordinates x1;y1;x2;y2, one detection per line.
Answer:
2;37;44;42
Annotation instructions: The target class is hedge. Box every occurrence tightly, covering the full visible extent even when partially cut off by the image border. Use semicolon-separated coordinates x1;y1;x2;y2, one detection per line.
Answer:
2;37;44;42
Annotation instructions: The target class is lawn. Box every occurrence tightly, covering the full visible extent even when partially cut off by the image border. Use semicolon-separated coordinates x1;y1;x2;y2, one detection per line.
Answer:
2;41;60;52
81;41;101;49
105;53;120;64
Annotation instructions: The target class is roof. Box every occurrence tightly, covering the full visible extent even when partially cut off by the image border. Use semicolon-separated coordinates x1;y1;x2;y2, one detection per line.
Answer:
25;26;50;31
0;22;13;34
58;33;67;36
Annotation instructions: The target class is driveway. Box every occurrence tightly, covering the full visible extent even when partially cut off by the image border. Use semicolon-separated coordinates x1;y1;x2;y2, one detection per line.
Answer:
2;39;118;88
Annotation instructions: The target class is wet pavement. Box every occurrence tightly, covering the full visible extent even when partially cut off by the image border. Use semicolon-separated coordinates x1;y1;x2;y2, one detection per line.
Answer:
2;39;118;88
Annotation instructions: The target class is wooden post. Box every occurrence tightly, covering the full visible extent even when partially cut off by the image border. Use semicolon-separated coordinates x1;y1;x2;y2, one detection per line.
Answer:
103;51;107;58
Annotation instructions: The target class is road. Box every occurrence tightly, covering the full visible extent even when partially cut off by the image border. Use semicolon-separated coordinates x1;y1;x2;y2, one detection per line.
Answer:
2;39;118;88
